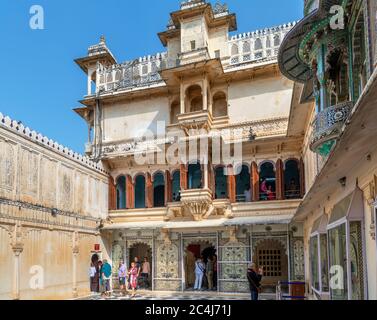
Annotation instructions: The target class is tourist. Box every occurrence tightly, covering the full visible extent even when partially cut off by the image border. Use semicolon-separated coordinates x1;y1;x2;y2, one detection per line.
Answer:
286;179;298;199
194;257;205;291
101;259;112;297
206;256;214;291
141;257;151;289
247;263;263;301
118;260;128;296
244;185;252;202
89;262;97;295
128;262;139;298
260;179;268;200
267;185;275;201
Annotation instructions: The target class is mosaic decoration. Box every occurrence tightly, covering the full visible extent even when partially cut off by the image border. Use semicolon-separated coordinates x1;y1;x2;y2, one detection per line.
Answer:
156;243;179;279
219;242;249;293
293;238;305;280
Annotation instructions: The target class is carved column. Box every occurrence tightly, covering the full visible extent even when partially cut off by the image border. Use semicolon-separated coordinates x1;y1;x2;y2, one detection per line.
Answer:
276;159;284;200
146;173;153;208
11;224;24;300
251;161;259;201
180;164;188;191
108;176;116;211
72;232;79;298
165;170;172;204
180;82;185;114
299;158;306;198
203;163;209;189
209;165;215;199
227;166;236;203
126;175;134;209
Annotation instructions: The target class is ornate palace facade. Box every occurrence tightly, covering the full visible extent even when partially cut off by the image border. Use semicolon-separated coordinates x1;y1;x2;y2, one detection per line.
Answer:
74;0;306;294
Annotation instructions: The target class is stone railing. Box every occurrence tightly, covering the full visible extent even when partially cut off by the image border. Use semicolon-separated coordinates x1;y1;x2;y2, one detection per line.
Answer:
228;22;296;67
0;112;106;174
96;53;167;94
310;101;353;155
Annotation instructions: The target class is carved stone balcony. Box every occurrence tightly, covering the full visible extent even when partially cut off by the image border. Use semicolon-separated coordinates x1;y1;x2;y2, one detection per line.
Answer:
180;189;213;221
177;110;213;134
178;47;210;66
310;101;353;156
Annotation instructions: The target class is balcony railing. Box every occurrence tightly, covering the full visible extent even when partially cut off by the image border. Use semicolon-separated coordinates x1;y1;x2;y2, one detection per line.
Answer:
310;101;353;156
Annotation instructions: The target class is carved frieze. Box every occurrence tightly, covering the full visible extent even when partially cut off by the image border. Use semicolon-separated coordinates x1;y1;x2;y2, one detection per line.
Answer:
0;140;15;191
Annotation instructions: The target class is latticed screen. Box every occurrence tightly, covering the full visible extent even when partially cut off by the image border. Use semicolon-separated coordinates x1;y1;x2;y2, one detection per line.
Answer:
258;249;282;277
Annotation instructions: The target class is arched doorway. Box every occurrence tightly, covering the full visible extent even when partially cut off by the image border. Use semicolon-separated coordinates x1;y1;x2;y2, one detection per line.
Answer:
134;175;146;209
284;159;300;199
236;165;250;202
129;242;152;290
215;166;228;199
259;162;276;201
253;239;288;291
184;240;216;291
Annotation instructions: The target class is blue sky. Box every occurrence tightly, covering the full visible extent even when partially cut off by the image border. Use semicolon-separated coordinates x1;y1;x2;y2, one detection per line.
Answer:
0;0;303;153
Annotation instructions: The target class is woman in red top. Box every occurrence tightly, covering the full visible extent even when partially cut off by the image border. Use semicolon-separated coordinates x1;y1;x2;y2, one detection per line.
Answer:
128;262;139;298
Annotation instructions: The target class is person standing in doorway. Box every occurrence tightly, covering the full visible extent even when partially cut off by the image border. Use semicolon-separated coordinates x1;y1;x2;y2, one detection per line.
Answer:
247;263;263;301
206;256;214;291
194;257;205;291
101;259;112;298
141;257;151;289
128;262;139;298
89;262;98;295
118;260;128;296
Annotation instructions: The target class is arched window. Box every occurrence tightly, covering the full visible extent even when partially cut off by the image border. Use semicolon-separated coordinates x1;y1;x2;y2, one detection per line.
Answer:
274;34;280;47
259;162;276;201
266;37;271;48
186;85;203;113
255;38;263;50
153;173;165;207
134;175;146;209
142;64;148;75
243;41;251;53
284;160;300;199
231;44;239;56
215;167;228;199
212;91;228;117
172;171;181;202
236;165;250;202
116;176;126;210
188;162;202;189
170;101;180;124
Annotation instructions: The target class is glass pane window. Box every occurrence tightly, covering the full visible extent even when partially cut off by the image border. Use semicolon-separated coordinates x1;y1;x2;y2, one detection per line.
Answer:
320;234;329;292
310;236;319;290
328;224;348;300
350;221;364;300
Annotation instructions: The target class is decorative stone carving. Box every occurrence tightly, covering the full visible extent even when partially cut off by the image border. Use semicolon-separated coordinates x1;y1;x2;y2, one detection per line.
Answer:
292;239;305;280
0;140;15;191
156;243;179;279
20;148;39;198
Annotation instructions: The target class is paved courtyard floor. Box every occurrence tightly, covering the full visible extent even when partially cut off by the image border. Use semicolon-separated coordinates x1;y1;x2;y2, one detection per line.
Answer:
78;290;276;301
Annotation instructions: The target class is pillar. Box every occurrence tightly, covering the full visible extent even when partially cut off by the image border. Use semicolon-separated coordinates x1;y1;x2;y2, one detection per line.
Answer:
209;165;215;198
203;163;209;189
202;78;208;111
299;158;306;198
227;165;236;203
12;248;23;300
251;162;259;201
146;173;153;208
180;82;185;114
165;170;172;204
276;159;284;200
180;164;188;191
108;176;116;211
72;232;79;298
126;175;134;209
11;223;24;300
